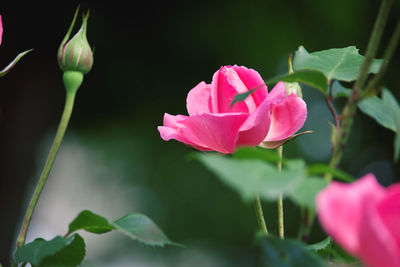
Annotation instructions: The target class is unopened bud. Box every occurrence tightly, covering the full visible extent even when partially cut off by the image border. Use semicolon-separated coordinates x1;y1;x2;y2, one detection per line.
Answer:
285;54;303;98
58;8;93;75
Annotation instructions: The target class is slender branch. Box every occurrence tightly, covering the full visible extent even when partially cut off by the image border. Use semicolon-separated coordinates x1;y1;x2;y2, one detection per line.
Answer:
353;0;393;94
13;91;77;266
254;196;269;236
324;95;340;129
276;146;284;239
326;0;393;180
365;17;400;96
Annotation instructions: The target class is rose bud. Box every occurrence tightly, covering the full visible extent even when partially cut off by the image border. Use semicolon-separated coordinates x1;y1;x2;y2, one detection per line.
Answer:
58;7;93;93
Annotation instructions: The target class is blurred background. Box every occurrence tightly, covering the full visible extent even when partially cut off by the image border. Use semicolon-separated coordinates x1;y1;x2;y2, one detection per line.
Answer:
0;1;399;266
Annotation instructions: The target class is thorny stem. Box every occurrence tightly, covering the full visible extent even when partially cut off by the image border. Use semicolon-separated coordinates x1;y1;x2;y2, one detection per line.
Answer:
352;0;393;94
13;91;77;267
324;94;340;129
326;0;394;180
365;17;400;96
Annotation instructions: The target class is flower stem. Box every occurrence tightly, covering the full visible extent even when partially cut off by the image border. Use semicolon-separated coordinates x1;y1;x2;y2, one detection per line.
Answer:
276;146;284;239
326;0;393;181
254;196;269;236
353;0;393;93
365;17;400;96
13;90;77;265
324;95;339;129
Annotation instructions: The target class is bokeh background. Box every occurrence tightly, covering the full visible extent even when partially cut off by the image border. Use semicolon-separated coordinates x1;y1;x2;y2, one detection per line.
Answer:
1;1;399;266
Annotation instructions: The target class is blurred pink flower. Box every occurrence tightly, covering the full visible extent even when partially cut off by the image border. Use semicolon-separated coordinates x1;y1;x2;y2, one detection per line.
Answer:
0;15;3;46
158;65;307;153
316;174;400;267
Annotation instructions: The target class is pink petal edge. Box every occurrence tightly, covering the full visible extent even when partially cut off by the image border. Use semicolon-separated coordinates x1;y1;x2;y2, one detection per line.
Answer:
236;98;271;147
158;112;249;154
316;174;385;255
0;15;3;46
264;93;307;141
232;65;268;106
186;81;212;116
210;66;250;114
358;198;400;267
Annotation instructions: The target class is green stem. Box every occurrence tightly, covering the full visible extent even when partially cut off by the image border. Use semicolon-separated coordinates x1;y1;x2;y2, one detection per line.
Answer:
276;146;284;239
254;196;269;236
353;0;393;94
326;0;393;182
365;17;400;96
13;90;77;266
324;95;339;129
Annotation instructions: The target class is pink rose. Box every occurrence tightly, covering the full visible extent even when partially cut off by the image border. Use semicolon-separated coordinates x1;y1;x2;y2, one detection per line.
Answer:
316;174;400;267
157;65;307;153
0;15;3;46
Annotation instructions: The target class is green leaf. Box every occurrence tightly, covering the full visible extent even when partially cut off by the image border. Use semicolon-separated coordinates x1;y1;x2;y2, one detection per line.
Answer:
112;214;178;247
331;80;352;98
266;70;328;94
330;243;360;264
14;234;85;267
231;89;256;107
231;82;267;107
395;134;400;162
293;46;382;82
308;237;332;251
382;89;400;161
259;236;325;267
355;88;400;161
307;163;355;182
68;210;114;234
39;234;85;267
307;237;333;259
67;209;179;247
233;147;281;164
382;89;400;134
196;153;305;201
0;49;33;77
15;236;67;266
289;177;328;209
358;96;396;132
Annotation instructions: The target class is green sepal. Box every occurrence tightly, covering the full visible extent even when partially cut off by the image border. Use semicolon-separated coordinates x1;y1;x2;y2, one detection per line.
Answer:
57;6;80;61
63;71;83;94
0;49;33;77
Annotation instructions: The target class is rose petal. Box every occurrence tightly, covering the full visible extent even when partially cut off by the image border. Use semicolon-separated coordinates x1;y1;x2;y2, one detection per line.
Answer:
186;82;212;116
359;198;400;267
377;184;400;252
264;81;287;105
210;66;251;114
178;112;249;153
0;15;3;46
236;99;271;147
316;174;385;255
158;114;212;151
225;67;257;112
159;113;193;143
264;93;307;141
158;112;249;153
233;65;268;106
259;131;313;149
